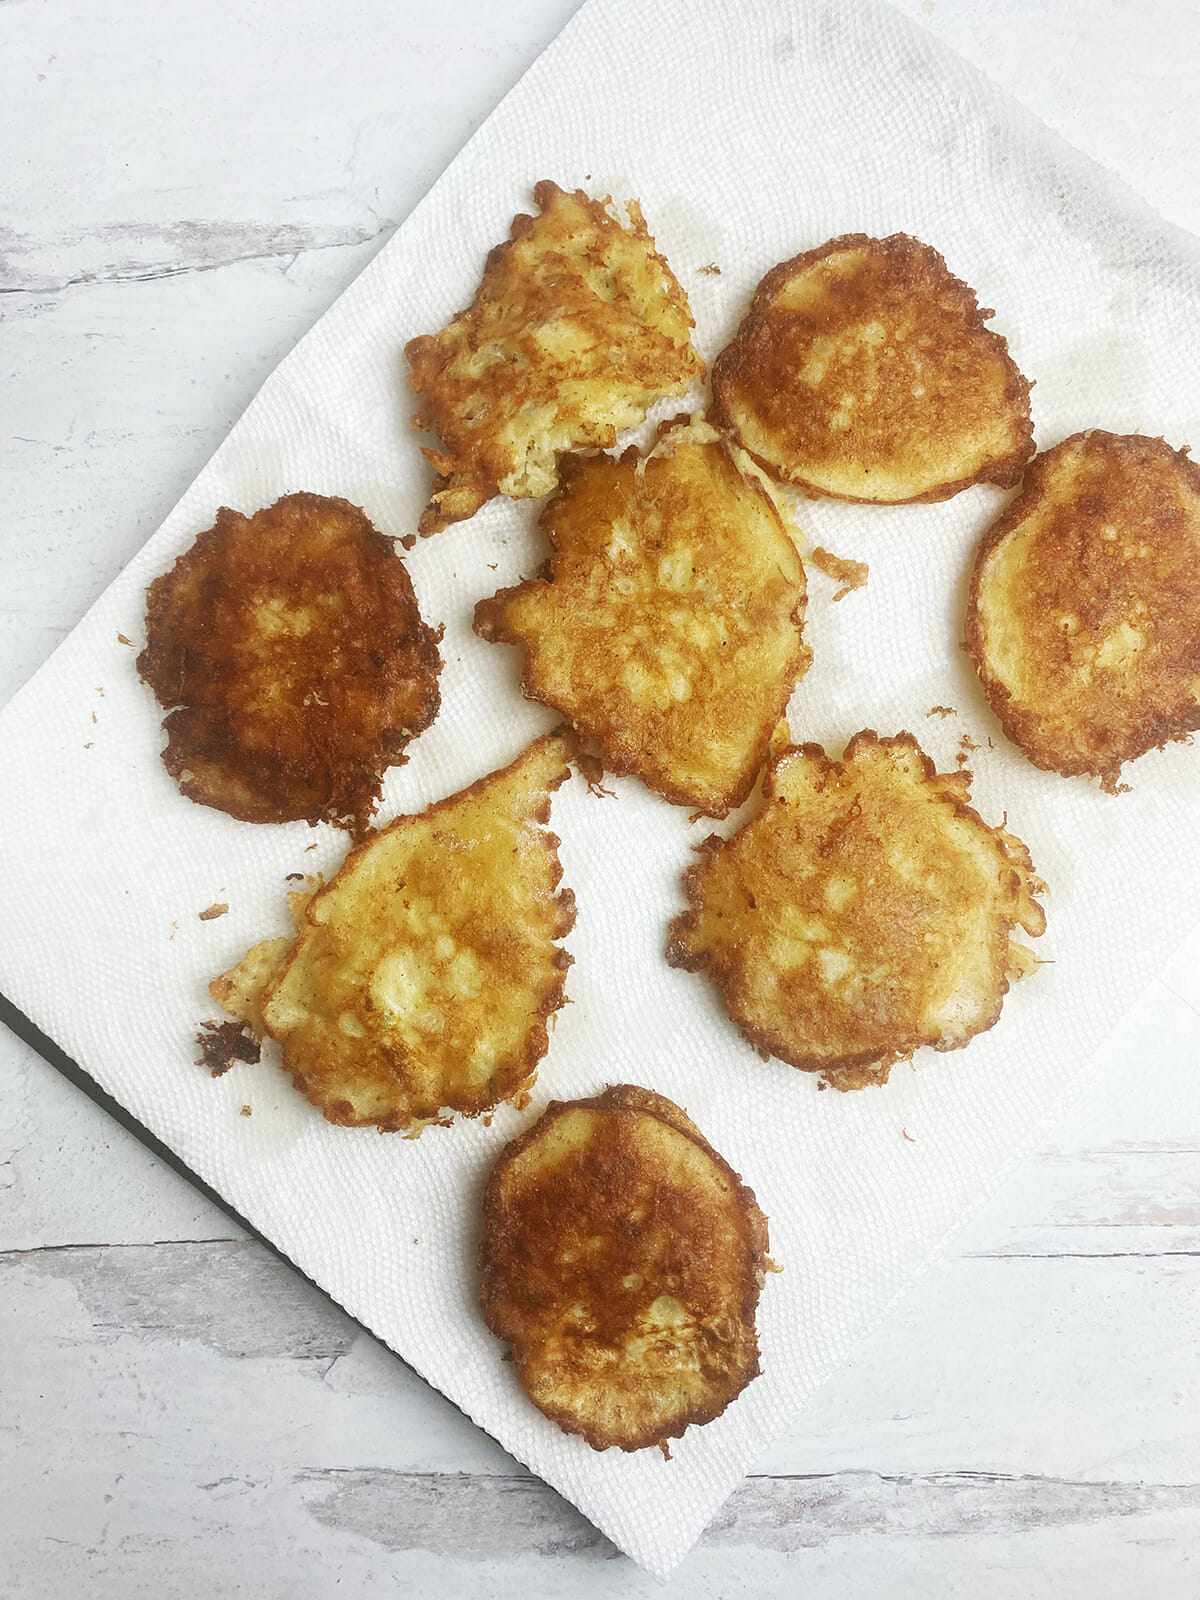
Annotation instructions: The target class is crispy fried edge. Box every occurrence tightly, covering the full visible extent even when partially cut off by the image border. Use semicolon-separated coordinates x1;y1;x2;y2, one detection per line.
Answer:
405;179;702;537
666;729;1045;1088
710;233;1035;504
473;425;809;816
964;430;1200;791
139;492;444;833
478;1083;770;1453
249;729;579;1132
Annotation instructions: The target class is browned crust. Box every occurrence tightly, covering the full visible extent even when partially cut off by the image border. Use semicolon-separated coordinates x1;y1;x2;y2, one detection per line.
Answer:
667;730;1043;1088
479;1084;769;1452
261;730;578;1131
473;431;809;816
406;180;702;536
710;233;1034;504
964;430;1200;791
139;493;443;834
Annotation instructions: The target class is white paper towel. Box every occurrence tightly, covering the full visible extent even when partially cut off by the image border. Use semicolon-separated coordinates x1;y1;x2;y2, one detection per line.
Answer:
3;0;1200;1576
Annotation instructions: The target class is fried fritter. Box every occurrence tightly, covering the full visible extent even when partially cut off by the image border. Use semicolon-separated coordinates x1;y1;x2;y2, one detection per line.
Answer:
210;733;576;1131
966;430;1200;791
479;1084;770;1453
668;731;1045;1090
711;234;1033;503
405;180;704;535
139;494;442;832
474;417;809;814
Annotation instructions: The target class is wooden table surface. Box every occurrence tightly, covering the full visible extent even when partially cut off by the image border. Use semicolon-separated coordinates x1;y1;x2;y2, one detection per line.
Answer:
3;2;1200;1593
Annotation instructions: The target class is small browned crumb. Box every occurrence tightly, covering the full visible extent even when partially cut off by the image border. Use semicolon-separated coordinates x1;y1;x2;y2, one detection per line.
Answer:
83;742;94;750
575;748;616;798
196;1019;261;1078
811;546;869;601
285;872;306;882
117;633;133;646
927;705;957;718
902;1127;916;1142
91;711;97;724
199;903;229;921
240;1105;252;1117
659;1441;673;1461
304;843;318;853
698;263;722;276
169;920;179;940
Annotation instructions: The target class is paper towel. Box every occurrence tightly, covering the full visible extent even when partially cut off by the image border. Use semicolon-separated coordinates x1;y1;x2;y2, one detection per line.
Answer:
3;0;1200;1576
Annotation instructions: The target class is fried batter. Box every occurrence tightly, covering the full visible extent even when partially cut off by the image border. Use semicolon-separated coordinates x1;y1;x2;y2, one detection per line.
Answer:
210;733;576;1131
711;234;1033;503
405;180;704;535
479;1084;769;1452
966;430;1200;791
139;494;442;832
474;417;809;814
668;731;1045;1090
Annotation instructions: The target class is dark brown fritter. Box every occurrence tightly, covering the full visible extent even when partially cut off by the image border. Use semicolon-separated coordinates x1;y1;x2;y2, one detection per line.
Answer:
480;1085;770;1452
210;733;577;1132
965;430;1200;791
474;416;809;815
711;233;1033;503
405;180;703;535
668;732;1045;1090
139;493;443;832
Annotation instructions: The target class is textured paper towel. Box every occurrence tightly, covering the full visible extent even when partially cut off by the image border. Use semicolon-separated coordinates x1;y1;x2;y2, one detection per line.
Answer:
3;0;1200;1576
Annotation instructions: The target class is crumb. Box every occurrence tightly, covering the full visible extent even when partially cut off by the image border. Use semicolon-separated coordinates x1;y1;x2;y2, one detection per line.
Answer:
811;546;869;600
305;843;318;853
698;263;722;276
195;1019;261;1077
575;748;615;797
240;1105;252;1117
413;1237;419;1244
659;1441;673;1461
83;742;94;750
927;705;956;718
169;920;179;940
285;872;306;882
199;903;229;921
901;1127;915;1142
117;633;132;646
487;562;498;571
91;711;97;724
816;1079;828;1090
959;734;981;753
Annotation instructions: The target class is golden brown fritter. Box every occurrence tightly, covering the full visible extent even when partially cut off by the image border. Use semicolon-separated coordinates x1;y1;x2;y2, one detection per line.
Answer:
474;417;809;815
405;180;704;535
139;494;442;832
210;733;576;1131
479;1084;770;1453
668;732;1045;1090
966;430;1200;792
711;234;1033;503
